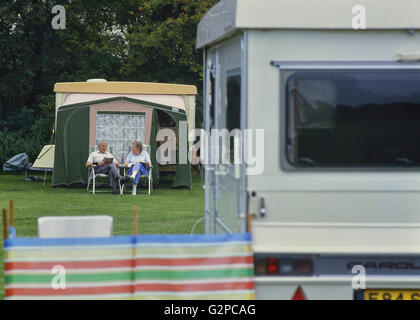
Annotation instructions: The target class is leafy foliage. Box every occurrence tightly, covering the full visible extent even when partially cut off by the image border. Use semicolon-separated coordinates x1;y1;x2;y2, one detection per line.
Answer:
0;0;216;166
0;95;55;166
121;0;218;127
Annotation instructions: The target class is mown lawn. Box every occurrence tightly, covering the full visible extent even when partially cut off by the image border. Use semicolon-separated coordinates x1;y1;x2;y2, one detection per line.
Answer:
0;173;205;300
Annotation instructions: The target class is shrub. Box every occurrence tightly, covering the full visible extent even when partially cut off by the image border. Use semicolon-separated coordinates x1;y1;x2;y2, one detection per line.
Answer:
0;95;55;168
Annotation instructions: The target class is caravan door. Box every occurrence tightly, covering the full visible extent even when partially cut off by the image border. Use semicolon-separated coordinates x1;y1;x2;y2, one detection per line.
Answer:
204;36;246;234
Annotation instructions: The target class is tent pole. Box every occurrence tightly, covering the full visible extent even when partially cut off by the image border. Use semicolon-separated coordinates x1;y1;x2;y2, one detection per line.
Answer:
42;128;55;191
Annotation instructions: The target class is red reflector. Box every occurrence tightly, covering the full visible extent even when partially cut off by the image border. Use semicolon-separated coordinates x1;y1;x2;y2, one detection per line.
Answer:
266;257;279;275
292;286;307;300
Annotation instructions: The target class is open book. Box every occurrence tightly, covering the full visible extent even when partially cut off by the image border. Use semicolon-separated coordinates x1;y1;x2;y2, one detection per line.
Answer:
103;157;114;164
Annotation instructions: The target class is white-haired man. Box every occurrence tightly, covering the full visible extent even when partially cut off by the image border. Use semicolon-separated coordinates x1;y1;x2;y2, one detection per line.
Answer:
86;141;123;194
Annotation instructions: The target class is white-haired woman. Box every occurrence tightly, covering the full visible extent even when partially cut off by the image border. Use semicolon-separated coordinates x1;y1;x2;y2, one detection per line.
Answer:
122;141;151;195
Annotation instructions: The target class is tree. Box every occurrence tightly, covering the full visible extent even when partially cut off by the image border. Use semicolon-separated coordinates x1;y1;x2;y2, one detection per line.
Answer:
0;0;217;165
122;0;219;126
0;0;128;121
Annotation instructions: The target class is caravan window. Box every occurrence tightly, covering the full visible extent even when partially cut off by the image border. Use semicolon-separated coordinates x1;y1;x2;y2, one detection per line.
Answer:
209;65;216;129
286;71;420;166
226;71;241;164
226;71;241;131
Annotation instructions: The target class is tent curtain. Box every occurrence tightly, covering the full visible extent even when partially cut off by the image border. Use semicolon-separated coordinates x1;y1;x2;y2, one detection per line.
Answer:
171;112;192;189
150;109;160;185
52;106;90;186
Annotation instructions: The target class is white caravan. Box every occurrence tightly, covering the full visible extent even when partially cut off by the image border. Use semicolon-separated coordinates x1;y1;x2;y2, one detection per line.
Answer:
197;0;420;300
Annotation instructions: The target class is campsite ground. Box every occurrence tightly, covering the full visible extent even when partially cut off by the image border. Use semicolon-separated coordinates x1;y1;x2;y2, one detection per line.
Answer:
0;173;205;299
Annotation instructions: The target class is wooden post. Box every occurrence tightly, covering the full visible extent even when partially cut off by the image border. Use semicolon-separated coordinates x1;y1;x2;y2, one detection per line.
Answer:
133;206;139;235
2;208;8;240
246;213;252;233
9;200;14;227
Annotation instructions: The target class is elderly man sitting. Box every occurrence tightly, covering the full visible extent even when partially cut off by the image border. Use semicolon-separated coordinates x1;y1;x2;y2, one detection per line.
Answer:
86;141;123;194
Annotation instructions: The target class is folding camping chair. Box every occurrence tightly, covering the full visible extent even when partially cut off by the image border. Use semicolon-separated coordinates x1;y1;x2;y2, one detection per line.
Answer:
120;144;153;195
86;146;122;194
38;216;113;238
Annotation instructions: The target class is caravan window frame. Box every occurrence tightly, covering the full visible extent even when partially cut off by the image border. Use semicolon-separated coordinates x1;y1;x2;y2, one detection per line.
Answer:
273;61;420;171
226;68;242;165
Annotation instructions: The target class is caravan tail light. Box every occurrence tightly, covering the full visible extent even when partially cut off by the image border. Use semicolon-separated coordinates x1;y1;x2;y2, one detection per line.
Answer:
254;254;314;276
254;257;267;275
294;259;313;275
266;257;279;275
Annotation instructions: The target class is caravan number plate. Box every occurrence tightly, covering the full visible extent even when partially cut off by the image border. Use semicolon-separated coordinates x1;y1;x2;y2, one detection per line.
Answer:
364;289;420;300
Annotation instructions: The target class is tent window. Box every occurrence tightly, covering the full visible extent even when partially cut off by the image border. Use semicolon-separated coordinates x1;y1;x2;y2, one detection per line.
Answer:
96;112;146;162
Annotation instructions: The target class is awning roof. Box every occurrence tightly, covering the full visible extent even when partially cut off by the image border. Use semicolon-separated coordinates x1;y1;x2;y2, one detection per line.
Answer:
61;93;188;112
54;82;197;95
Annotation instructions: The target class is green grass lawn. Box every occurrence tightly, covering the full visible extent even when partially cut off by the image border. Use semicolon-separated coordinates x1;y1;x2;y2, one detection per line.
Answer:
0;173;204;300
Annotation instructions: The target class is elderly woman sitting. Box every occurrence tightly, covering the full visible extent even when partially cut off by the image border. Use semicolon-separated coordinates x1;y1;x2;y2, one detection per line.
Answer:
122;141;151;195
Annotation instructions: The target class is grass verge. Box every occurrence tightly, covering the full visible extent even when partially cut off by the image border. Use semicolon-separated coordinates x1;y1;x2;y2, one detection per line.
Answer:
0;173;204;299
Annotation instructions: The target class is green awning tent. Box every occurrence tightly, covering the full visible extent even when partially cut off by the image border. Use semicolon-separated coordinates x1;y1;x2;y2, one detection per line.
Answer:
52;97;192;188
